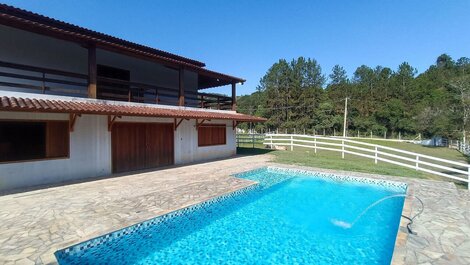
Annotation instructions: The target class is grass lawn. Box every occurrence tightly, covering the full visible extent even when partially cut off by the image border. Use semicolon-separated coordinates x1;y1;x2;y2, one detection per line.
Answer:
237;140;469;188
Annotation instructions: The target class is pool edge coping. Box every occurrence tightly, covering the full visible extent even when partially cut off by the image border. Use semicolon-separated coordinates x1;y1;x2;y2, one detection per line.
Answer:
391;183;414;265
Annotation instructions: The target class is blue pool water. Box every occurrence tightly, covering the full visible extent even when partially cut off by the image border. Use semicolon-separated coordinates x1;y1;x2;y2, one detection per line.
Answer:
56;167;406;265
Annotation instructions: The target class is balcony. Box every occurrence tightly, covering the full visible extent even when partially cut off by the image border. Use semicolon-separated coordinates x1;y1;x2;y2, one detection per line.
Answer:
0;61;235;110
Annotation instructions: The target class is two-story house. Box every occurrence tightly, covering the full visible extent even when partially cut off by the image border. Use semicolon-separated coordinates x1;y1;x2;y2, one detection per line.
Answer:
0;4;265;192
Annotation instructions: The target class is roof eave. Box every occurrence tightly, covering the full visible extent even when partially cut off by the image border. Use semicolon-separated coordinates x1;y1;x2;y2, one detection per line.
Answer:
0;96;266;123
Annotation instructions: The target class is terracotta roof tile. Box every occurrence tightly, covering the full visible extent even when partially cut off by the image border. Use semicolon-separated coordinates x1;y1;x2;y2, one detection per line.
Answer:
0;96;267;122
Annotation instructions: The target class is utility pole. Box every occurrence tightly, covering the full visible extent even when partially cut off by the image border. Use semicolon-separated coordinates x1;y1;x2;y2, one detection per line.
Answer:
343;97;348;138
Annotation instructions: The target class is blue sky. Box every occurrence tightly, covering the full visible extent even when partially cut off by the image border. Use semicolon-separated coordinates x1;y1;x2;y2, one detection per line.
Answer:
3;0;470;95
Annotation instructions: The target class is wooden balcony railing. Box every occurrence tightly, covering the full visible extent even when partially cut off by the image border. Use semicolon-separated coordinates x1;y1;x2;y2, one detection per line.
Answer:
0;61;233;110
0;61;88;96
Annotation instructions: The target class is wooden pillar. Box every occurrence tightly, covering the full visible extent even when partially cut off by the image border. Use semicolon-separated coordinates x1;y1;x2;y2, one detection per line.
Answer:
231;82;237;111
87;44;97;98
178;67;185;106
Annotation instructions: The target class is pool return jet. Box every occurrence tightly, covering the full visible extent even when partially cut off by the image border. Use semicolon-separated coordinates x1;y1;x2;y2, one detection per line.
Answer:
331;194;424;235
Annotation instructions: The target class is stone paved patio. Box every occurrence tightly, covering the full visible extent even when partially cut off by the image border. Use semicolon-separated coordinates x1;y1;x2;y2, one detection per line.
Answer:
0;154;469;265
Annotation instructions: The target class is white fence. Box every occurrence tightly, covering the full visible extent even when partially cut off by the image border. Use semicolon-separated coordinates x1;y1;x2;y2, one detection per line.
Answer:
458;141;470;156
264;134;470;189
236;134;265;148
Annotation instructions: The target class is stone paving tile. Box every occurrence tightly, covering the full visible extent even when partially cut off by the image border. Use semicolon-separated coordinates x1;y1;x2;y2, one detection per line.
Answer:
0;155;270;265
1;154;469;265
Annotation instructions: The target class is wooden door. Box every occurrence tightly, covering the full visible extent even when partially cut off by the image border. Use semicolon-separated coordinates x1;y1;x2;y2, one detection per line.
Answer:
112;123;174;173
145;123;174;168
112;123;146;173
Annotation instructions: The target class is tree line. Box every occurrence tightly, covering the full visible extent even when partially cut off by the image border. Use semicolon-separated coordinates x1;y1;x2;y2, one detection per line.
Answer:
237;54;470;139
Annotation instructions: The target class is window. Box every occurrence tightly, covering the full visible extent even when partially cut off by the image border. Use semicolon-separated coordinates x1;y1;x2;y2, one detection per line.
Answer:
0;121;69;162
97;65;133;101
198;124;226;146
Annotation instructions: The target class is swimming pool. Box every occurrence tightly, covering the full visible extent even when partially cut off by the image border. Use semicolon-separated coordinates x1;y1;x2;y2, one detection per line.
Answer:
55;167;406;264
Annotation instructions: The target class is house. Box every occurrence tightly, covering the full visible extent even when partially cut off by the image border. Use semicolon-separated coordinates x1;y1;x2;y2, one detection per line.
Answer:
0;4;266;192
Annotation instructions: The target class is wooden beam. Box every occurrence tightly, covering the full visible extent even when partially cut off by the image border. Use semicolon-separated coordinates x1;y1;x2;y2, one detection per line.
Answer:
174;118;185;131
195;119;209;130
88;44;97;98
232;120;238;130
231;82;237;111
200;94;204;108
107;115;121;131
69;113;81;132
178;67;185;106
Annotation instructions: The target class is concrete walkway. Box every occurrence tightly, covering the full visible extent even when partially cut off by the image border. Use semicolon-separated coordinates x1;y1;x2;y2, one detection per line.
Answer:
0;154;469;265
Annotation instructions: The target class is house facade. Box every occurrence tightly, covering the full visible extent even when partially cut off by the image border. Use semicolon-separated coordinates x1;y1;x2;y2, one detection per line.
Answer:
0;4;265;192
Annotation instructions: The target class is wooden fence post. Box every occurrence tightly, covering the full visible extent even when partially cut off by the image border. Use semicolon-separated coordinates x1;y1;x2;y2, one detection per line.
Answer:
467;167;470;190
314;137;317;154
290;135;293;151
374;146;378;164
415;155;420;170
341;139;345;159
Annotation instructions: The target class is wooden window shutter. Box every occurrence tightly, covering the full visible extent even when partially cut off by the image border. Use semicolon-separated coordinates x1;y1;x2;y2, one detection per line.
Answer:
45;121;70;158
198;124;226;146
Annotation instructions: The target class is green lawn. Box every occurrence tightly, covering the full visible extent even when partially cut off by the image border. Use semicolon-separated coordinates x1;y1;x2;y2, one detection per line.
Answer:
237;139;469;188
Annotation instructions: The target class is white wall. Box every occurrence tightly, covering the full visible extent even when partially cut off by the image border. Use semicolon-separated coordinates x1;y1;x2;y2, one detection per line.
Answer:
174;119;236;164
0;111;236;192
0;112;111;192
